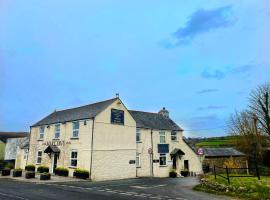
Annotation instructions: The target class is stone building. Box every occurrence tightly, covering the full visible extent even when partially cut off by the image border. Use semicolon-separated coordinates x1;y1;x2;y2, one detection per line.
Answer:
25;97;202;181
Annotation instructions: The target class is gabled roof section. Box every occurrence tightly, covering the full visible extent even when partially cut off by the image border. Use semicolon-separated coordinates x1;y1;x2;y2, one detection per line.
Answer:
32;98;118;127
204;148;245;157
129;110;183;131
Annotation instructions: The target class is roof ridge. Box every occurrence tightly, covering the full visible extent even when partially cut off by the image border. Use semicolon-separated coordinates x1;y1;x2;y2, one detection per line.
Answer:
128;109;158;114
55;97;118;113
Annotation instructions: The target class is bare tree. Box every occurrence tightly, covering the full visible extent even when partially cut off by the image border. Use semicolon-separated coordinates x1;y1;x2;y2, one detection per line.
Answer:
228;111;267;162
249;83;270;136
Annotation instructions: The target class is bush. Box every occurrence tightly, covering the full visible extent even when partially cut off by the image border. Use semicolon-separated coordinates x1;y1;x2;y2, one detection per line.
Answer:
4;162;14;169
73;169;89;179
55;167;69;177
37;166;49;173
169;169;177;178
181;170;189;177
25;171;35;179
1;168;11;176
13;168;22;177
40;173;51;180
25;164;35;171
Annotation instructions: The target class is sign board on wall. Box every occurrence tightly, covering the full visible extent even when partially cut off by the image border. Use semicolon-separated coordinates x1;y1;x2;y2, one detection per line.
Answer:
42;140;71;146
111;109;124;125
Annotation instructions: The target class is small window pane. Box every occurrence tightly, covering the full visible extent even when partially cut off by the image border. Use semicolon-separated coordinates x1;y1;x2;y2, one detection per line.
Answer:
160;132;165;143
136;129;141;142
159;154;166;166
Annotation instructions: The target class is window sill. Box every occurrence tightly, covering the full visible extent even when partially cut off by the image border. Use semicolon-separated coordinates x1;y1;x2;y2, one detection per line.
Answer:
37;139;44;141
69;166;77;169
70;137;79;140
159;165;168;167
52;138;60;140
136;141;142;143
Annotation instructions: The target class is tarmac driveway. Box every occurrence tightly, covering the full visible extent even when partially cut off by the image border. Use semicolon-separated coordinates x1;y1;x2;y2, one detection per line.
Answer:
0;177;230;200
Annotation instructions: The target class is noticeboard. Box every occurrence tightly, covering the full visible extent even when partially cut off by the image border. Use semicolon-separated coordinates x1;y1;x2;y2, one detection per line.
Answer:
111;109;124;125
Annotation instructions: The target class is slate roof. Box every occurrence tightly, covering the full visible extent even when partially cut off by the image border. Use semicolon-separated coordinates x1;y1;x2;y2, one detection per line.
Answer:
204;148;245;158
32;98;118;127
129;110;183;131
0;132;29;143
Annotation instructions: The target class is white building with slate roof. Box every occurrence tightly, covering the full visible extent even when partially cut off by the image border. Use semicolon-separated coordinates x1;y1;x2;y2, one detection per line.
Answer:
24;97;202;181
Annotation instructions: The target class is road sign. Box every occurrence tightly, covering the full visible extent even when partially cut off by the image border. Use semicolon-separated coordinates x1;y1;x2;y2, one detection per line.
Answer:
197;148;204;155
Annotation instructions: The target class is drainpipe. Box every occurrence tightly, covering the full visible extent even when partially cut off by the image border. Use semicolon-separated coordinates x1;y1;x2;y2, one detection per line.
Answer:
150;129;154;177
89;117;95;179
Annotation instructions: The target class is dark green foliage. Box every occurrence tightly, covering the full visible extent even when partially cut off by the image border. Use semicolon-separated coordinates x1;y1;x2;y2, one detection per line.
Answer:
37;166;49;173
55;167;69;177
1;168;11;176
73;169;89;179
25;164;35;171
13;168;22;177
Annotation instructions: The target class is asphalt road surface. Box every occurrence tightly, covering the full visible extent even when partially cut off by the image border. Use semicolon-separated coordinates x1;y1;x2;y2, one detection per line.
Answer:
0;177;230;200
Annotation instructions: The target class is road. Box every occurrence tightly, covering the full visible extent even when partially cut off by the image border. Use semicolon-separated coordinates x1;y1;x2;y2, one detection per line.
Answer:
0;177;230;200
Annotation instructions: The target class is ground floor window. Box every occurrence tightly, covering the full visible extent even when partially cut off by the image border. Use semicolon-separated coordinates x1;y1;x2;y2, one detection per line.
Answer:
36;150;42;164
159;153;166;166
136;153;141;167
70;150;78;167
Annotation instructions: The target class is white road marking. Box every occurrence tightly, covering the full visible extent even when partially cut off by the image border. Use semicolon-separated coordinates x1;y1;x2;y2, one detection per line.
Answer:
0;192;29;200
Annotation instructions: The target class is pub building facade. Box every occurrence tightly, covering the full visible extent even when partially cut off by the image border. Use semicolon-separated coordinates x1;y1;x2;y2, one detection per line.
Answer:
26;97;202;181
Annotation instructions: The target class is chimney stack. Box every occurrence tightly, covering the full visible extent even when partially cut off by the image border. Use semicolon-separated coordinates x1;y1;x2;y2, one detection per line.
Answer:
158;107;169;118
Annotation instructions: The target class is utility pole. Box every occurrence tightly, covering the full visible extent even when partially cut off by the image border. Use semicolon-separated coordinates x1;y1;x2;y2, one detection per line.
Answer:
253;115;260;180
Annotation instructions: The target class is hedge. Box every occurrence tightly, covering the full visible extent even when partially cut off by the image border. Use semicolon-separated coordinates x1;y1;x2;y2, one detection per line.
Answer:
37;166;49;173
73;169;89;179
25;164;35;171
55;167;69;177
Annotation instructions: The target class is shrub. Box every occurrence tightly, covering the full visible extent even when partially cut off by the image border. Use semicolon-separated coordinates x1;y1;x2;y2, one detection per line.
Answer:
25;164;35;171
13;168;22;177
1;168;11;176
40;173;51;180
73;169;89;179
169;169;177;178
37;166;49;173
180;170;189;177
4;162;14;169
55;167;69;177
25;171;35;179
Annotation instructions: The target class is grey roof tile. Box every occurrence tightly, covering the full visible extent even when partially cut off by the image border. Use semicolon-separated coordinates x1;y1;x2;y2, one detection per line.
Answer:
204;147;245;157
32;98;117;126
129;110;183;131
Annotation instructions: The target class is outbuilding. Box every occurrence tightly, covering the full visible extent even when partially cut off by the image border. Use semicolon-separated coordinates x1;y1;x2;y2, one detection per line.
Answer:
25;97;202;181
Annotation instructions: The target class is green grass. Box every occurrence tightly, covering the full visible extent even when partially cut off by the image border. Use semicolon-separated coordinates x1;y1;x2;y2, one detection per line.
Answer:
195;137;235;148
0;141;5;160
194;174;270;200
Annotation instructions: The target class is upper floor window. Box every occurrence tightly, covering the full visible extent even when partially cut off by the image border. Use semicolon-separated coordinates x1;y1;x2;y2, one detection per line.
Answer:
39;127;45;140
36;150;42;164
171;131;177;141
70;150;78;167
159;131;166;143
54;124;60;139
136;128;141;142
72;121;80;138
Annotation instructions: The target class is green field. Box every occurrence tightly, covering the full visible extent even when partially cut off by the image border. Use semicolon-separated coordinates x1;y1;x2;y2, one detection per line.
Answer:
195;174;270;200
0;141;5;160
195;136;235;148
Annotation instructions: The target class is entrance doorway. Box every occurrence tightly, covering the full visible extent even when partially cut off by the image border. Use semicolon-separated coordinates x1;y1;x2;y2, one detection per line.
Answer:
51;153;58;173
184;160;189;170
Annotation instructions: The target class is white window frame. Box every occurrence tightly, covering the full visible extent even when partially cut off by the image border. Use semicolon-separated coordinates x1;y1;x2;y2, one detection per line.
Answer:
136;128;141;142
159;153;167;166
70;150;78;168
54;124;61;139
72;121;80;138
136;153;141;168
39;126;45;140
171;131;177;141
36;150;42;164
159;131;166;144
24;149;29;160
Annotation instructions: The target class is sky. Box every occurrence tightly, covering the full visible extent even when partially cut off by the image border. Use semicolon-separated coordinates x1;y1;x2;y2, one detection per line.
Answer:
0;0;269;137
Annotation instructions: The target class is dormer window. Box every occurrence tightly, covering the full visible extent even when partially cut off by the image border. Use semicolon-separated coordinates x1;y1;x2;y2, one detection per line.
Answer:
54;124;60;139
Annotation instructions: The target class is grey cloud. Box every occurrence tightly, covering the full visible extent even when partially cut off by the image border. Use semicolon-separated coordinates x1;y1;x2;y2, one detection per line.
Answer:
197;89;219;94
198;105;226;111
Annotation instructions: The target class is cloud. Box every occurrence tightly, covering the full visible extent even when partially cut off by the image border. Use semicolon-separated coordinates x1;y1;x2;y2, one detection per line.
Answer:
201;64;255;80
197;105;226;111
197;89;219;94
201;69;226;80
165;5;235;47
